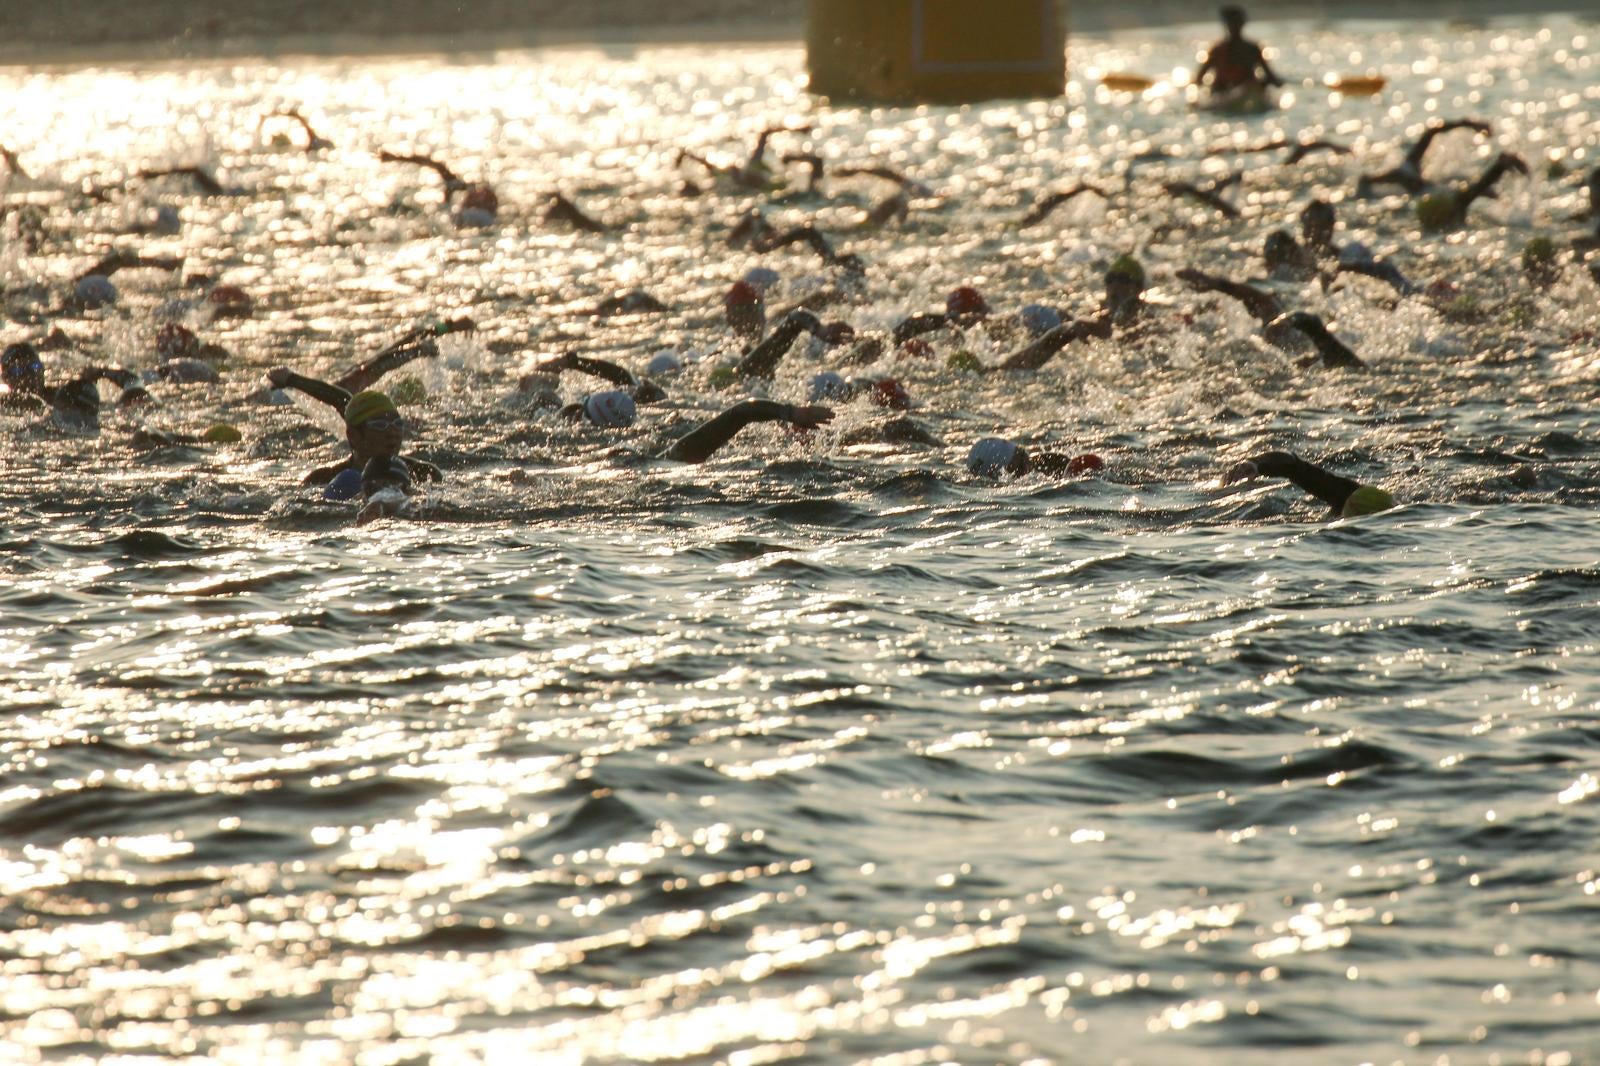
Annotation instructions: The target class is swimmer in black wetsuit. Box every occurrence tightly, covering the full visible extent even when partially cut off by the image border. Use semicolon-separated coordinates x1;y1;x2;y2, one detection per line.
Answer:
1416;152;1529;231
531;351;669;405
1355;118;1492;198
1196;7;1283;95
2;342;146;427
965;437;1104;478
657;399;833;463
266;323;466;484
992;255;1147;371
377;149;498;225
1224;450;1393;517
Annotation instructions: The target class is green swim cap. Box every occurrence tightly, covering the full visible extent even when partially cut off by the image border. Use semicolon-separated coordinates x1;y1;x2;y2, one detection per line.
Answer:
390;374;428;405
1106;254;1146;285
1342;485;1394;517
203;422;241;443
345;390;398;429
1416;193;1456;232
946;350;982;372
707;366;738;390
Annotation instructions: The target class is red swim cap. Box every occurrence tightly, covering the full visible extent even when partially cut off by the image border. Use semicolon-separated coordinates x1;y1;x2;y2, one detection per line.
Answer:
155;322;199;360
461;184;499;213
945;286;989;320
1067;453;1104;475
899;338;934;360
871;377;912;410
724;280;761;307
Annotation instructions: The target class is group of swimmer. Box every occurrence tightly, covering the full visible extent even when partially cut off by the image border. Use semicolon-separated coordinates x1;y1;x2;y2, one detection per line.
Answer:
4;5;1592;524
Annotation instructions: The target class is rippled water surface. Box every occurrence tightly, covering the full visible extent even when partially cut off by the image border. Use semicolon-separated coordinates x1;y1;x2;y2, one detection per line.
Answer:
3;16;1600;1065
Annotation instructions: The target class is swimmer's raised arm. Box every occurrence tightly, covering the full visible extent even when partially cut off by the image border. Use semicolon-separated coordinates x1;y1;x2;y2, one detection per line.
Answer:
1224;450;1390;517
735;309;824;380
659;399;833;464
268;367;352;413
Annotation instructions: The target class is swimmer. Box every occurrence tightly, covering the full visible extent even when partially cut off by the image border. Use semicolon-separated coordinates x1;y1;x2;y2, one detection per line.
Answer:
1176;267;1293;345
1224;450;1393;517
531;351;669;404
1293;200;1418;294
779;152;825;195
676;123;813;191
1163;173;1243;219
587;290;669;318
1416;152;1529;231
1262;229;1319;278
990;256;1148;370
728;209;777;249
0;143;30;179
1355;118;1492;198
1;342;144;427
543;193;609;233
1299;198;1338;257
733;309;830;380
355;453;415;525
858;189;909;229
1207;135;1350;166
258;108;333;152
297;388;435;489
751;225;865;273
1195;6;1284;94
73;251;183;283
137;165;227;196
1273;311;1364;368
657;399;833;463
1017;183;1109;229
832;164;935;199
377;149;497;223
889;286;992;348
724;280;767;344
965;437;1105;478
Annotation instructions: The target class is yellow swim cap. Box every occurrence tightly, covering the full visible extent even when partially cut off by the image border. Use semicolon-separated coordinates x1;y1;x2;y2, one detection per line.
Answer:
203;422;241;443
1106;254;1146;285
1342;485;1394;518
345;390;398;429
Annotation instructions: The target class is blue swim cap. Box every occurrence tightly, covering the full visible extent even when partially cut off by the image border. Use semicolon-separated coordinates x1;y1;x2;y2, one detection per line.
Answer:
1019;304;1063;337
324;467;364;500
967;437;1021;476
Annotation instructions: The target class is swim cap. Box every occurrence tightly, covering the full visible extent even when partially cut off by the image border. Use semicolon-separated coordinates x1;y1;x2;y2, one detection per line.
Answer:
1105;254;1146;285
73;275;118;309
324;467;364;500
724;281;761;307
147;205;181;235
1415;193;1456;232
1067;453;1104;475
455;207;495;229
809;370;851;402
870;377;912;410
207;285;252;318
390;374;428;404
460;184;499;214
1019;304;1063;337
203;422;241;443
583;389;637;428
2;342;42;380
742;267;781;293
1342;485;1394;517
946;350;982;372
945;286;990;321
707;365;738;390
967;437;1021;476
345;390;398;429
645;349;684;377
155;322;200;360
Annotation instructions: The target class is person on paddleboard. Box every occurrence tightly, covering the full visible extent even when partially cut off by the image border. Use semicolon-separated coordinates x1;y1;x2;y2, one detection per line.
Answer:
1196;7;1284;95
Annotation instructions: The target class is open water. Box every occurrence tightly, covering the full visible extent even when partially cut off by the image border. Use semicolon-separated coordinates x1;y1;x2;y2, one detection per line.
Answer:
2;15;1599;1065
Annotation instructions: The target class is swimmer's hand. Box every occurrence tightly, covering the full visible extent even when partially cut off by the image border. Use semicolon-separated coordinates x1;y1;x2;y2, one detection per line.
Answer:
267;366;292;388
402;456;443;482
1222;459;1260;486
786;403;834;429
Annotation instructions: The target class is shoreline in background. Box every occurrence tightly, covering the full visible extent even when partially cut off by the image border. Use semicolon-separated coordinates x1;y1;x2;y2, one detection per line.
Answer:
1;0;1595;70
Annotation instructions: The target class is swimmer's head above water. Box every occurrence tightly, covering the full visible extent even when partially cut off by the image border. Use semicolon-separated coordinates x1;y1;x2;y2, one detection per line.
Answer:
344;389;403;459
2;342;45;396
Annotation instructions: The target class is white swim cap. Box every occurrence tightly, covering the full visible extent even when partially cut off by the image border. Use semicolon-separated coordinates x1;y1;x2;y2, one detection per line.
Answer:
966;437;1021;476
1019;304;1063;337
742;267;781;293
808;370;850;402
645;349;684;377
583;389;637;428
